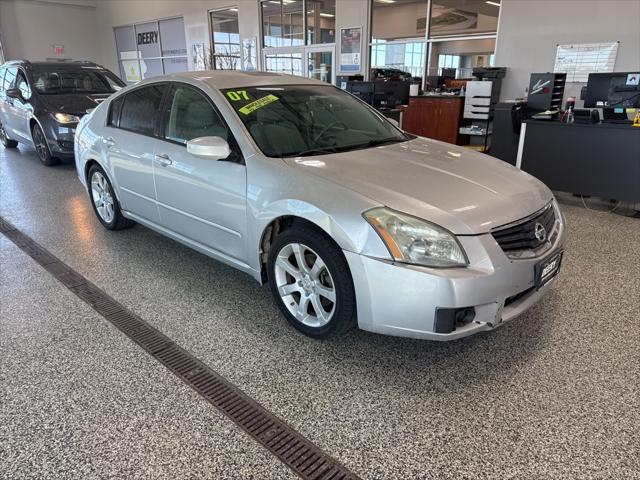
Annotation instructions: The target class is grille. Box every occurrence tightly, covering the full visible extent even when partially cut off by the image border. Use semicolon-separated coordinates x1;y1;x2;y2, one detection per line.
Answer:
492;204;556;253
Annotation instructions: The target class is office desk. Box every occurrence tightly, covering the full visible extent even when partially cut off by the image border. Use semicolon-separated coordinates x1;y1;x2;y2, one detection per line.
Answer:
517;120;640;203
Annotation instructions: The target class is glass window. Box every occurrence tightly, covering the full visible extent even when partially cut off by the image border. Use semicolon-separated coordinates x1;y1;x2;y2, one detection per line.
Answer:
164;86;229;144
222;85;408;158
429;0;500;37
119;85;165;136
210;8;241;70
426;38;496;78
264;53;303;76
16;70;31;100
371;40;425;80
108;96;124;127
372;0;428;42
31;68;123;95
261;0;304;47
0;69;5;92
3;67;17;91
306;0;335;44
114;18;188;84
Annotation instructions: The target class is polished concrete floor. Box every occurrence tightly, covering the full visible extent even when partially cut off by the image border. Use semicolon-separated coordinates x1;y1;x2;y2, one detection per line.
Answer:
1;144;639;480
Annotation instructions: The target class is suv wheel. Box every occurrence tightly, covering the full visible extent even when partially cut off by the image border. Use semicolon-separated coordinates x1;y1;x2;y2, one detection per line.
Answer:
88;164;134;230
0;120;18;148
267;226;356;339
31;123;60;166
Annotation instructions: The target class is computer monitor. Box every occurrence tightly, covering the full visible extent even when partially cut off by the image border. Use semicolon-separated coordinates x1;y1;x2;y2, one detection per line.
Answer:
346;81;375;105
441;68;456;79
584;72;640;108
426;75;445;90
373;81;410;109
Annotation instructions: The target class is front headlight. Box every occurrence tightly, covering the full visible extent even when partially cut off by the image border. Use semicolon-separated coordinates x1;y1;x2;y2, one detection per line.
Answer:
364;207;468;268
52;112;81;124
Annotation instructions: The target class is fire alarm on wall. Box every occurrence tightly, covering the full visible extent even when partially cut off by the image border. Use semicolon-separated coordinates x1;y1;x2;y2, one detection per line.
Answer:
53;44;64;55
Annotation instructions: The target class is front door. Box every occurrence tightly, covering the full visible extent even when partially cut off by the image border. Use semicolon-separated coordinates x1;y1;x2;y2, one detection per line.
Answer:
305;46;335;84
153;83;247;263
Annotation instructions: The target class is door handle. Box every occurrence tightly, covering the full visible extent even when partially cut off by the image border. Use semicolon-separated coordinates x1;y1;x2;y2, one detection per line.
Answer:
102;136;115;147
154;153;173;166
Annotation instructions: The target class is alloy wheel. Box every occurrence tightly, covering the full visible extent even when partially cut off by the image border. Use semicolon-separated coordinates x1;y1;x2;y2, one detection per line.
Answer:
33;127;48;160
274;242;337;328
91;171;115;223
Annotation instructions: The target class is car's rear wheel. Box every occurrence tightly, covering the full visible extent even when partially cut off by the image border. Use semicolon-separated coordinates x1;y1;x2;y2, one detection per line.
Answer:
88;164;134;230
267;226;356;339
32;124;60;166
0;120;18;148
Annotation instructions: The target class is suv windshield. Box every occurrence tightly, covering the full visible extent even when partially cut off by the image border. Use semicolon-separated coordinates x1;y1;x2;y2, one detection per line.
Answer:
31;68;123;95
222;85;409;157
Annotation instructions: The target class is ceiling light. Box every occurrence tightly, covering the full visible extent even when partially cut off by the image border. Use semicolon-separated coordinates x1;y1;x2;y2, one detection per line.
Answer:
376;0;396;3
486;1;501;6
229;7;238;11
319;12;334;17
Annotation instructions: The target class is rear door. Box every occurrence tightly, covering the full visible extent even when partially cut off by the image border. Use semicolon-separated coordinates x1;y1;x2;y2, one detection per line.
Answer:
106;84;165;223
152;83;247;263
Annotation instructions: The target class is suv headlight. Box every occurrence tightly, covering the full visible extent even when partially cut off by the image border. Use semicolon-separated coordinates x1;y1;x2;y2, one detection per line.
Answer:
52;112;81;124
364;207;468;268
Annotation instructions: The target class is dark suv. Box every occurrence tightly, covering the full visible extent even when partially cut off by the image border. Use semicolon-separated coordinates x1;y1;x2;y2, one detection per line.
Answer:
0;60;125;166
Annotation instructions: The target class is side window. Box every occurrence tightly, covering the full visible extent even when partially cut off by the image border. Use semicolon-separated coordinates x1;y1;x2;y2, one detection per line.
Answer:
16;70;31;100
164;86;230;145
108;96;124;127
3;67;17;91
0;69;5;93
118;84;165;136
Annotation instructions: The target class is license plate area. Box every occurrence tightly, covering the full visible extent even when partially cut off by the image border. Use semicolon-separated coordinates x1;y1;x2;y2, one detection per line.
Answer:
535;251;563;289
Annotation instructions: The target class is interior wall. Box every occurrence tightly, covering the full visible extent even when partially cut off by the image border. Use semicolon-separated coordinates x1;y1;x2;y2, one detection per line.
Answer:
495;0;640;102
336;0;369;77
94;0;261;74
0;0;100;62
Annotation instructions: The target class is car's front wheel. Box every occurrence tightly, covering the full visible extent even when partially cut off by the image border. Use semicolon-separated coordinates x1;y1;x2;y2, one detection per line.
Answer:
267;226;356;339
31;124;60;166
88;164;134;230
0;120;18;148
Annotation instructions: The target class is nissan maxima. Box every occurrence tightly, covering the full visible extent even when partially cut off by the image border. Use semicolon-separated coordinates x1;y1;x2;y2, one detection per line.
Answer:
74;71;566;341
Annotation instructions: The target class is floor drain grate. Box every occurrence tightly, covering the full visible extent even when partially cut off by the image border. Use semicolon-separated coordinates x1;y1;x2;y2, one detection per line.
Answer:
0;216;360;480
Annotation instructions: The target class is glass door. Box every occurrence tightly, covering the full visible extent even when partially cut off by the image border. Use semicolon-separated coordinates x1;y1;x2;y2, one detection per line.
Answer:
305;45;335;84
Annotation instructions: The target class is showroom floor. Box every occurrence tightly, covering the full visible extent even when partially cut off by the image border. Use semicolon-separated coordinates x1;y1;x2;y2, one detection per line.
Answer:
1;144;639;480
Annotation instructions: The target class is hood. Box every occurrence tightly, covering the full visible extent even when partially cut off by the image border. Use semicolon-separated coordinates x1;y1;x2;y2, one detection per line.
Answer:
284;137;553;235
39;93;112;116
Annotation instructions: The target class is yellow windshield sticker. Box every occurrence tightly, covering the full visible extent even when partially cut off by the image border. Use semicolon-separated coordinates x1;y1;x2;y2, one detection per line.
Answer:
238;94;279;115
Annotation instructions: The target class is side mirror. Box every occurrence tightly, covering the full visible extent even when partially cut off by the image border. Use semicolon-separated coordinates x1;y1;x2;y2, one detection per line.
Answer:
6;88;22;100
187;136;231;160
387;117;400;128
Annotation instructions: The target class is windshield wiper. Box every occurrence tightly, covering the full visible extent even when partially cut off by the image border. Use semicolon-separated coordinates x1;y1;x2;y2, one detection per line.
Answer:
294;146;341;157
354;137;407;149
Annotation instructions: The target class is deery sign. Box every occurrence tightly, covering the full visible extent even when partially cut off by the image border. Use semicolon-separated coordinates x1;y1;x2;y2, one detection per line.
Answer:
137;31;159;45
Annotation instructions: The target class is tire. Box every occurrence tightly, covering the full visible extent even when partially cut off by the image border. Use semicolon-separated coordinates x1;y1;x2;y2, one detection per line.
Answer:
32;123;60;166
267;225;356;339
0;120;18;148
87;164;134;230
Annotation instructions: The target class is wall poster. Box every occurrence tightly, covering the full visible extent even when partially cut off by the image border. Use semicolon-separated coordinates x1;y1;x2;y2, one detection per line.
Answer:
339;27;362;74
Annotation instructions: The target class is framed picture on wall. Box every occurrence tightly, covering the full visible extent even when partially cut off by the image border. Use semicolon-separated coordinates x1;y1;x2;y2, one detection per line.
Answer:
339;26;362;74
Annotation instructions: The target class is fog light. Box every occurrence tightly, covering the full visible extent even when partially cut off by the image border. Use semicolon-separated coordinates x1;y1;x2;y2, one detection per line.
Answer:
434;307;476;333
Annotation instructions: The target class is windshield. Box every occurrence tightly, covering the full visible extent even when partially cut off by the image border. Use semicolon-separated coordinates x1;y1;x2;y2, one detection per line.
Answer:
222;85;409;157
31;68;124;95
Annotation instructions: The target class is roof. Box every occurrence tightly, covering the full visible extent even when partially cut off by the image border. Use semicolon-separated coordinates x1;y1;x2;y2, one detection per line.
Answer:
2;60;103;69
168;70;327;90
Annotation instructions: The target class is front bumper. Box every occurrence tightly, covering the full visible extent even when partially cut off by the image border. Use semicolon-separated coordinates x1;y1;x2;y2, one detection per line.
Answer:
40;116;78;157
345;211;567;341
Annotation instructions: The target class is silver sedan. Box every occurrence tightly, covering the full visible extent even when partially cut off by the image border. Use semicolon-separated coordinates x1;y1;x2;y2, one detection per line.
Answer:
75;71;566;341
